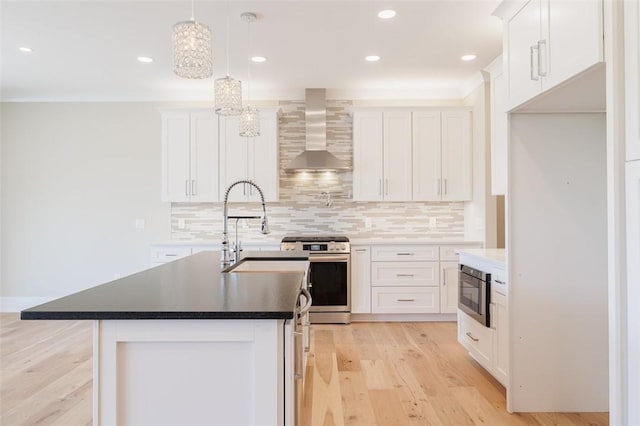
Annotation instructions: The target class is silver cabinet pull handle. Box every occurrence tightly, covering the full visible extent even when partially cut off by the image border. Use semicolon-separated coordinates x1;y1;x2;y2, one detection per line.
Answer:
355;248;367;252
466;332;479;342
443;178;447;195
397;299;415;302
396;273;414;277
191;180;196;196
495;279;506;284
185;179;190;196
537;39;547;77
397;252;414;256
530;45;540;81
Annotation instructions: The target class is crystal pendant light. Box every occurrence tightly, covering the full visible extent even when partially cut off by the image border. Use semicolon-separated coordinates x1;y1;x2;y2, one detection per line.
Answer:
215;12;242;116
239;12;260;137
172;0;213;79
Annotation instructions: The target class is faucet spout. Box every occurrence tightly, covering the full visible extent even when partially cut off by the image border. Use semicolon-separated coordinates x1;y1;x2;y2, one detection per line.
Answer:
221;180;270;267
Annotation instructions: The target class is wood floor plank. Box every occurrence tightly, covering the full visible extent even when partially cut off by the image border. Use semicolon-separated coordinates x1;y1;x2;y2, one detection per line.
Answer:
310;352;345;426
337;371;377;426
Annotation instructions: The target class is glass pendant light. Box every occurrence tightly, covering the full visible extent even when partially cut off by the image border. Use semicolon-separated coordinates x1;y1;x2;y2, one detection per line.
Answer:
172;0;213;79
215;11;242;116
239;12;260;137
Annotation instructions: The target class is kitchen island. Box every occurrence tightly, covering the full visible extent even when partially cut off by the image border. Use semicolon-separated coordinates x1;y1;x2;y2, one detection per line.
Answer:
21;251;309;426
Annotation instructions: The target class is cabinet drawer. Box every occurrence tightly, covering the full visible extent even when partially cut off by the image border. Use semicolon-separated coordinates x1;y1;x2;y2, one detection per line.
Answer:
458;310;493;368
371;261;439;287
372;287;440;314
371;245;438;261
150;247;192;264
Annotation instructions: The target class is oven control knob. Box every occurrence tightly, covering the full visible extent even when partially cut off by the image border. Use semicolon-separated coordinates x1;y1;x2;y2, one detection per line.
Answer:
339;243;346;251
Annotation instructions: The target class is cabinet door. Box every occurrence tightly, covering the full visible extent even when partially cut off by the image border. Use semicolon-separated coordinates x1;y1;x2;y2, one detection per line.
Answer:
220;116;249;202
383;111;413;201
626;0;640;161
371;287;439;314
352;111;384;201
371;261;439;287
441;111;472;201
544;0;603;92
161;111;191;202
190;111;219;202
412;111;441;201
505;0;543;108
492;291;509;386
351;246;371;314
248;111;279;202
440;261;459;314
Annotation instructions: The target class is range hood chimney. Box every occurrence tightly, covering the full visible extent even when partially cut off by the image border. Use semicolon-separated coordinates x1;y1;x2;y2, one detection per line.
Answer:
285;88;350;171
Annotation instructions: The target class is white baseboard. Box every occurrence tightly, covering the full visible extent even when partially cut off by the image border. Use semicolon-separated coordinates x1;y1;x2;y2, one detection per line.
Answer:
0;297;54;313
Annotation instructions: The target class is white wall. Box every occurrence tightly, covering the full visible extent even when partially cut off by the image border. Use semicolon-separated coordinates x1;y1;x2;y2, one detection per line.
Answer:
1;102;170;310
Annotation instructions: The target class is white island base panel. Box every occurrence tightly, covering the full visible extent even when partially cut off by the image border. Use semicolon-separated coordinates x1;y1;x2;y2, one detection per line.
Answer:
93;319;291;426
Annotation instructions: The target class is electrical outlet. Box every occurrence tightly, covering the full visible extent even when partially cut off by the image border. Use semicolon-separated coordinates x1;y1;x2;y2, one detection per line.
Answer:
364;217;372;230
429;217;437;228
135;218;145;229
178;218;186;229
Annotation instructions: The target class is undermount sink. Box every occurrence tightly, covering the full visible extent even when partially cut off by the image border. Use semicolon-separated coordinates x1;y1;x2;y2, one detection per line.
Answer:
224;259;309;273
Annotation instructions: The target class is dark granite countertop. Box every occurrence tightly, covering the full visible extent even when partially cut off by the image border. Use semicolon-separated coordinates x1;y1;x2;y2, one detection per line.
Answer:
21;251;309;321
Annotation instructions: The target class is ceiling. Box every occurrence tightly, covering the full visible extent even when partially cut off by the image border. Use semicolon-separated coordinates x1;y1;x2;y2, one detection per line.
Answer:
1;1;503;102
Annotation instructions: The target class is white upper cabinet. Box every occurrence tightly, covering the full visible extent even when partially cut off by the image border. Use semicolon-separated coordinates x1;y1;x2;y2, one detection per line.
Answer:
413;110;472;201
161;109;219;202
501;0;604;110
383;112;413;201
219;108;280;203
626;0;640;161
352;111;384;201
412;111;441;201
352;110;411;201
354;108;472;202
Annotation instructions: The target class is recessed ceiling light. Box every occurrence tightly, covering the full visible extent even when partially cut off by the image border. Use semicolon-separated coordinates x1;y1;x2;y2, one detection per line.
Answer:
461;54;477;61
365;55;381;62
251;56;267;63
137;56;153;63
378;10;397;19
18;46;33;53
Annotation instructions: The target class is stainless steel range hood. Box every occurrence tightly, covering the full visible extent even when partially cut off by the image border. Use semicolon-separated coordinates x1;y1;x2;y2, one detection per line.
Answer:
285;88;350;171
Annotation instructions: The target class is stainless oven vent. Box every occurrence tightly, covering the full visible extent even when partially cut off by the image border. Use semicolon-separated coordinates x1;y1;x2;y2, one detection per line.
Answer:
285;88;350;172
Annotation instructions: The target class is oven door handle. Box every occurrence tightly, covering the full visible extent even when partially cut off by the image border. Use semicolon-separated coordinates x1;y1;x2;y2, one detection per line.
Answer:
298;288;313;317
308;254;350;262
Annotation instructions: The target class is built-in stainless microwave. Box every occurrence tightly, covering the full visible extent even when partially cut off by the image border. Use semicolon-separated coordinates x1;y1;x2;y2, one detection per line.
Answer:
458;264;490;327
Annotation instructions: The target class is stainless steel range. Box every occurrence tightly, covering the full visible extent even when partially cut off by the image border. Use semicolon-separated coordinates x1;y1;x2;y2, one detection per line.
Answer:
281;235;350;324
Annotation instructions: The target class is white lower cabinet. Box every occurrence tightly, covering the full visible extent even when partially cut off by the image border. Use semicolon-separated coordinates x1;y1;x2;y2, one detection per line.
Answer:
457;264;508;387
440;261;460;314
351;246;372;314
371;287;439;314
491;285;509;386
458;310;494;369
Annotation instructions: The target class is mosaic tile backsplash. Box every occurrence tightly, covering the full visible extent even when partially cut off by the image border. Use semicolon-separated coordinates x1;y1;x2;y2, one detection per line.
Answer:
171;100;466;241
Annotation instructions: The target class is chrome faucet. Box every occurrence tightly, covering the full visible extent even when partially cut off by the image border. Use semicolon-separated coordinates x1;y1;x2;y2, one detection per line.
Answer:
221;180;270;267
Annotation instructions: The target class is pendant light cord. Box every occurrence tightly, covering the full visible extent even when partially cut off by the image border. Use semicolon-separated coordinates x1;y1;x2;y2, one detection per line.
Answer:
190;0;195;21
225;3;230;76
246;17;251;101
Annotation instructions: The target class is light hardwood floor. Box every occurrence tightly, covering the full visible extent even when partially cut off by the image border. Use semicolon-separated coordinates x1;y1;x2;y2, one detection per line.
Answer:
1;314;608;425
